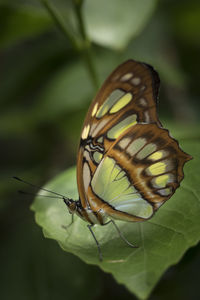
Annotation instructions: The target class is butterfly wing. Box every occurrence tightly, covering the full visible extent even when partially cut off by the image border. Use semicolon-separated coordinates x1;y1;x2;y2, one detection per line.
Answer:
89;123;192;221
77;60;162;209
81;59;161;143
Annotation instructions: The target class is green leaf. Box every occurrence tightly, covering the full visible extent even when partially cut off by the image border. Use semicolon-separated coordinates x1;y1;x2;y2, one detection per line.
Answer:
83;0;157;50
31;128;199;300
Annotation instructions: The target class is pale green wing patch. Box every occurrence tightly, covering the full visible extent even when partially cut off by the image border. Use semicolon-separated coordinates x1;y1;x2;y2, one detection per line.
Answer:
96;89;125;118
107;114;137;139
91;156;153;219
95;89;133;119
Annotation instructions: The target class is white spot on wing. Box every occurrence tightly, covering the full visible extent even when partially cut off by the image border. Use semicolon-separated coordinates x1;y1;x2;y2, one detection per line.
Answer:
131;77;141;86
138;98;147;107
83;150;90;161
91;118;110;137
91;103;98;117
120;73;133;81
126;138;146;156
157;188;172;196
118;137;131;149
83;163;91;191
144;111;150;123
82;124;90;139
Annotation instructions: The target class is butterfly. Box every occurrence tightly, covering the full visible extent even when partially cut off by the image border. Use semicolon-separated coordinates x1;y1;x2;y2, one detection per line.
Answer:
15;60;192;261
60;59;192;260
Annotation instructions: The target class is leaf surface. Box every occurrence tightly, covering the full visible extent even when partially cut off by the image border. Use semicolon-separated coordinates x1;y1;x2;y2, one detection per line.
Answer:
31;129;199;299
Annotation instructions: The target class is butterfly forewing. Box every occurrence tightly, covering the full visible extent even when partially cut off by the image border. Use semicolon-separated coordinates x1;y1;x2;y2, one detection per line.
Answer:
81;60;161;145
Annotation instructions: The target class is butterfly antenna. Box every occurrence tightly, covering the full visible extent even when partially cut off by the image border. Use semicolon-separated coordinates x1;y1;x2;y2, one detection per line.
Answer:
13;176;66;199
18;190;63;199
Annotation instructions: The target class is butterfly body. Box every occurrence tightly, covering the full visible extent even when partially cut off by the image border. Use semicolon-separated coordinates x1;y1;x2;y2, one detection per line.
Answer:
63;198;105;225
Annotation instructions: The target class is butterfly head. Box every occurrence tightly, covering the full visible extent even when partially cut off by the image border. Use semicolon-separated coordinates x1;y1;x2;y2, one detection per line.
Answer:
63;197;77;214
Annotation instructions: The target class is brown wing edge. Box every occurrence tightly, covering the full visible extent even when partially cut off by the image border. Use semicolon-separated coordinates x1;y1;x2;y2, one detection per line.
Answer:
108;59;161;105
141;61;160;105
149;125;193;210
165;127;193;181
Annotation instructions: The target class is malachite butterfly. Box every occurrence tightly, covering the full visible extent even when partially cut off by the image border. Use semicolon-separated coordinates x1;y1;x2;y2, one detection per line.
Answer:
15;59;192;261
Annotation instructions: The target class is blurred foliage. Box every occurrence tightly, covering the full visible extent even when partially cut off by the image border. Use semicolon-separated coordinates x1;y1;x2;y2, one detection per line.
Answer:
1;0;200;299
83;0;157;49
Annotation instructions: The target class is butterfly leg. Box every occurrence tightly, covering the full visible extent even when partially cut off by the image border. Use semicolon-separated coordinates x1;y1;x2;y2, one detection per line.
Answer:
87;224;103;262
62;214;74;230
108;220;138;248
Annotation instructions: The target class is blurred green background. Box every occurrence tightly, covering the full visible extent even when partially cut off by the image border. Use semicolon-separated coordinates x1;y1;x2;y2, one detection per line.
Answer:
1;0;200;299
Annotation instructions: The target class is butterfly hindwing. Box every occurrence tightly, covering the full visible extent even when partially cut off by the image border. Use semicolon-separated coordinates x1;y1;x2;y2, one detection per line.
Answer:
88;123;191;220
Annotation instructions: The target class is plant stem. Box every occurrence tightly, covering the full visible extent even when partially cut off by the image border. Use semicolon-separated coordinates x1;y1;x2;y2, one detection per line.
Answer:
39;0;78;50
39;0;99;90
73;0;99;90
